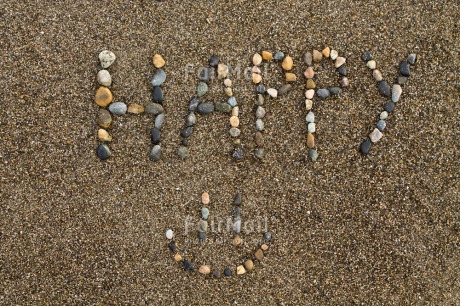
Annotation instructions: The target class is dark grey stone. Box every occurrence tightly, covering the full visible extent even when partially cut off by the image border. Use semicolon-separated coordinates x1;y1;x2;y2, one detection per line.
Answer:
209;55;219;67
181;126;193;138
150;128;161;144
189;97;200;111
360;139;371;154
96;144;111;160
197;103;214;114
362;51;373;61
400;61;411;77
378;81;391;97
384;101;395;113
151;86;163;103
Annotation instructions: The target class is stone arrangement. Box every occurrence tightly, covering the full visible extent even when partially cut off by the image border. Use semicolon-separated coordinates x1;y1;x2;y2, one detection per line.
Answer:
178;55;243;161
360;52;417;154
252;51;295;161
165;192;272;278
148;54;167;162
302;47;349;162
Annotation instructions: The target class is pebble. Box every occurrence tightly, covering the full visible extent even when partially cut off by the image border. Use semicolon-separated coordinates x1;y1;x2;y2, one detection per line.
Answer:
378;81;391;97
380;111;388;120
313;50;323;62
305;111;315;123
262;51;273;60
197;103;214;114
339;77;350;87
224;78;232;87
165;229;173;239
330;50;338;61
329;87;341;95
303;52;313;65
392;84;402;102
186;112;197;127
174;254;182;262
224;268;232;277
360;139;372;154
213;270;221;278
169;242;176;252
182;139;188;146
183;260;193;271
274;51;285;61
254;147;265;160
304;67;315;79
285;73;297;82
335;57;346;68
199;231;206;242
234;193;242;205
180;126;193;138
199;68;213;83
215;102;231;113
108;102;127;115
261;244;269;251
217;64;229;79
408;53;417;65
145;102;164;115
397;76;407;85
232;106;239;117
307;133;315;148
278;84;292;95
233;235;242;246
245;260;254;271
237;265;246;275
253;53;262;66
96;144;111;160
306;79;316;89
255;132;264;147
337;66;347;76
127;103;144;114
264;232;272;242
98;129;112;142
202;192;210;205
305;99;313;110
233;147;243;160
400;61;411;76
95;86;113;107
369;128;383;143
322;47;331;58
199;220;208;232
256;106;266;119
99;50;116;68
151;69;166;86
189;97;200;111
305;89;315;99
308;122;316;133
282;56;293;71
229;127;241;137
197;82;208;97
233;219;241;233
373;69;383;82
367;60;376;70
209;55;220;67
97;70;112;86
384;101;395;113
256;83;266;94
152;54;165;68
230;116;239;127
256;119;264;131
252;66;261;74
150;128;161;144
255;249;264;261
316;88;330;99
376;119;386;131
267;88;278;98
257;94;264;106
252;73;262;84
362;51;373;61
150;145;162;161
155;114;165;129
97;109;112;128
233;208;241;218
198;265;211;275
228;96;237;107
202;207;209;220
177;146;188;159
309;149;318;162
152;86;163;103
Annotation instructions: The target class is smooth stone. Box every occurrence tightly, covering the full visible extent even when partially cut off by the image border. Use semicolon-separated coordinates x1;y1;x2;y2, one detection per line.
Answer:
198;231;206;242
181;139;188;146
335;57;346;68
316;88;330;99
150;128;161;144
245;260;254;271
152;86;163;103
97;70;112;86
217;63;229;79
377;119;386;131
233;148;243;160
362;51;373;61
380;111;388;120
256;94;264;106
181;126;193;138
408;53;417;65
256;119;264;131
274;51;285;61
98;129;112;142
305;111;315;123
302;52;312;66
155;114;165;129
282;56;293;70
252;73;262;84
340;77;350;87
199;220;208;232
255;131;264;147
189;97;200;111
256;106;266;119
256;83;266;94
305;89;315;99
384;101;395;113
279;84;292;95
255;249;264;261
253;53;262;66
337;66;347;76
378;81;391;97
400;61;411;76
305;99;313;110
392;84;402;102
96;144;111;160
224;78;232;87
152;54;165;68
312;50;323;62
209;55;219;67
309;149;318;162
264;232;272;242
186;112;197;126
165;229;173;239
307;133;315;148
177;146;188;159
254;148;265;160
233;208;240;218
202;207;209;220
174;254;182;262
367;60;376;70
230;116;239;127
215;102;231;113
99;50;116;68
229;127;241;137
267;88;278;98
149;145;162;161
329;87;341;95
306;79;316;89
237;266;246;275
232;106;239;117
304;67;315;79
127;103;144;114
97;109;112;128
369;128;383;143
224;268;232;277
228;96;237;107
199;67;213;83
169;242;176;252
373;70;383;82
199;265;211;275
202;192;210;205
197;103;214;114
330;50;338;60
308;122;316;133
397;76;407;85
322;47;331;58
262;51;273;60
233;218;241;233
234;193;242;205
151;69;166;86
145;103;164;115
360;139;371;154
213;270;221;278
197;82;208;97
95;86;113;107
108;102;127;115
183;260;193;271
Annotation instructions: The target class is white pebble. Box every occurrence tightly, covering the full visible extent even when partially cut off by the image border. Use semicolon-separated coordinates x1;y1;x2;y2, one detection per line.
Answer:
380;111;388;120
267;88;278;98
99;50;116;68
305;99;313;110
330;50;338;60
97;70;112;86
367;60;376;70
165;229;173;239
224;79;232;87
305;111;315;123
308;123;316;133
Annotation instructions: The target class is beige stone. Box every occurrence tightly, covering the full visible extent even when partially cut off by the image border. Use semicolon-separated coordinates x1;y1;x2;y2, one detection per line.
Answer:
95;86;113;107
307;133;315;148
304;67;315;79
262;51;273;60
252;73;262;84
322;47;331;58
255;249;264;261
237;265;246;275
152;54;165;68
313;50;323;62
98;129;112;142
127;103;144;114
285;73;297;82
306;79;316;89
202;192;210;205
282;56;293;70
253;53;262;66
245;260;254;271
199;265;211;275
230;116;239;127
